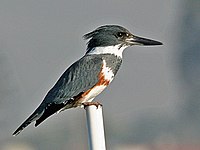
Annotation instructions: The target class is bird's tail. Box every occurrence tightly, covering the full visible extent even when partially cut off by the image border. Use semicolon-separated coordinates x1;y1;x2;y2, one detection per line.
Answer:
12;107;44;136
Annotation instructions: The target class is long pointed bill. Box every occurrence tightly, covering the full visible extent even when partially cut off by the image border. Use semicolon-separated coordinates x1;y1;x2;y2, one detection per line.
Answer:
127;35;163;46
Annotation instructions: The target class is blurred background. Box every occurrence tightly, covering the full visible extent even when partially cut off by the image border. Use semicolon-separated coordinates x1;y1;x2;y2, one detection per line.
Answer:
0;0;199;149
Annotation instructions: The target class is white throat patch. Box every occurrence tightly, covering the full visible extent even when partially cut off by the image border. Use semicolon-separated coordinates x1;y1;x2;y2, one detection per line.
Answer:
87;44;128;58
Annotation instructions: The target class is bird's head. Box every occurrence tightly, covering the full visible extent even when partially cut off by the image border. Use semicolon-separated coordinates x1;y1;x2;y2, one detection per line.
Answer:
83;25;162;55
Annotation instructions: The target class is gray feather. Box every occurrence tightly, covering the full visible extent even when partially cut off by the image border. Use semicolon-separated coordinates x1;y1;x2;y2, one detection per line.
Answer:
43;54;103;104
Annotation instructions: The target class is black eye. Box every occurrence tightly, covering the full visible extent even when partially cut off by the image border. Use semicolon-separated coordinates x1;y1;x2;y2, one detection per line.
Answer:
117;32;124;38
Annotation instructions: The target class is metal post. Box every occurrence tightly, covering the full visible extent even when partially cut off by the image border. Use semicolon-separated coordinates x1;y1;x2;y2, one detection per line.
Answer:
85;105;106;150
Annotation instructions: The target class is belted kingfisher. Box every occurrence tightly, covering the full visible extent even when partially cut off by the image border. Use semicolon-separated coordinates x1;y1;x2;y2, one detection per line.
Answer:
13;25;162;136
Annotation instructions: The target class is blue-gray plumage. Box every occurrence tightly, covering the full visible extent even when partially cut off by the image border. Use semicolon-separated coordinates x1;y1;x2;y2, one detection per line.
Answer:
13;25;162;136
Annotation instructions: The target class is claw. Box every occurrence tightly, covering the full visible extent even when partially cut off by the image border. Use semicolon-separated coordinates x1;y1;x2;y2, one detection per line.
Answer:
82;102;102;109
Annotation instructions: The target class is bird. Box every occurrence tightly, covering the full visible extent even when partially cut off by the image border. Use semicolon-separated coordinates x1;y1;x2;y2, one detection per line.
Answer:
13;25;162;136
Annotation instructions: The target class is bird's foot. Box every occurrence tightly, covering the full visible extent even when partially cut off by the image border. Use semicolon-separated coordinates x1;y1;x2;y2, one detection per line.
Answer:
82;102;102;109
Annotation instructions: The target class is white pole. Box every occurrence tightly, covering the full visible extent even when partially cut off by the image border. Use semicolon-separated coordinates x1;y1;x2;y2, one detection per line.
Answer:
85;105;106;150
